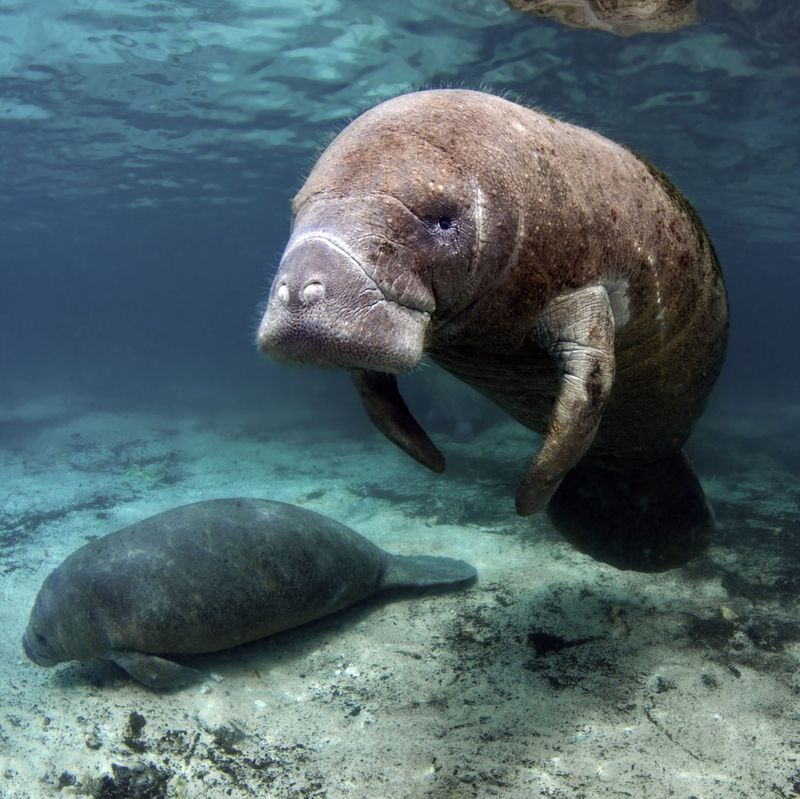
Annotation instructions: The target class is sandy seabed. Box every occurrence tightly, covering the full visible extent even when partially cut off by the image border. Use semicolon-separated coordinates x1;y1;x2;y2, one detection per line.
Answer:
1;391;799;799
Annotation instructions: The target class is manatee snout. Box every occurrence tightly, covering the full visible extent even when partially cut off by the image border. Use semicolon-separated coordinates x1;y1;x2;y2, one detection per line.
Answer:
22;626;57;667
23;578;72;667
264;236;344;311
258;232;429;373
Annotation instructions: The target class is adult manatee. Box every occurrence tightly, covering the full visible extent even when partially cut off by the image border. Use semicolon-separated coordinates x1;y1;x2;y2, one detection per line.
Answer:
257;89;728;571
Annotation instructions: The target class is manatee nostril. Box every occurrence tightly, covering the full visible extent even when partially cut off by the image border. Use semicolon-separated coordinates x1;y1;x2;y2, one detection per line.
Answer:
276;283;290;305
301;281;325;306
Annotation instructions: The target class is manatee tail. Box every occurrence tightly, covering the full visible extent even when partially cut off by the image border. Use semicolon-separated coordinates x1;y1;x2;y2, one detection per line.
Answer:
547;450;713;572
381;554;477;589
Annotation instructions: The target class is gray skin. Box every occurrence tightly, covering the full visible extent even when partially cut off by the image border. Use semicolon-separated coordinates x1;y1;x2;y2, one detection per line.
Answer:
257;89;729;572
23;498;476;688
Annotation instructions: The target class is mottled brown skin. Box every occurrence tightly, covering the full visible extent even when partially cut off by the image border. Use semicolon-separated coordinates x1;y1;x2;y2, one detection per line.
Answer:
258;89;728;572
505;0;697;36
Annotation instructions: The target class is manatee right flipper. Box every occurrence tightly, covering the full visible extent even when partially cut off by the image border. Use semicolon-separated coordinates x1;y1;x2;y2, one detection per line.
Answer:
109;651;202;690
382;554;477;589
547;450;713;572
353;369;445;473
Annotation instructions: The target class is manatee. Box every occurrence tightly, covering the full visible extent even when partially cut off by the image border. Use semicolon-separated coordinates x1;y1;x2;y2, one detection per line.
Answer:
504;0;698;36
257;89;728;572
23;498;476;688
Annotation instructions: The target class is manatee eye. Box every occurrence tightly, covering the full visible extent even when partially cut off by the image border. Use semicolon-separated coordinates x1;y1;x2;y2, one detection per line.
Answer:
425;214;457;235
421;207;463;245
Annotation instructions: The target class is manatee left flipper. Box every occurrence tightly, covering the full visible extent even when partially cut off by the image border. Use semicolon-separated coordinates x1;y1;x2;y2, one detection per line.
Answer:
108;650;202;690
516;285;615;516
353;369;445;473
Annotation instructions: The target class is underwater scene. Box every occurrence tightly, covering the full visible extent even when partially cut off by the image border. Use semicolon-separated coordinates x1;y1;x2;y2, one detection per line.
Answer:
1;1;799;797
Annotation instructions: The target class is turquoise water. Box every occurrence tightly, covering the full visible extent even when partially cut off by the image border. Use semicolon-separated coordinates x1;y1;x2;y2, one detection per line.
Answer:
1;2;799;797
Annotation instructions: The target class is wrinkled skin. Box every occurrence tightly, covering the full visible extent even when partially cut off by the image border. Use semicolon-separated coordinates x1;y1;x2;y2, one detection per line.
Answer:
258;89;728;572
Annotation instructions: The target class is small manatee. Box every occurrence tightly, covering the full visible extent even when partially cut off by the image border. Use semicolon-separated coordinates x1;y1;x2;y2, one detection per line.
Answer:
23;498;476;689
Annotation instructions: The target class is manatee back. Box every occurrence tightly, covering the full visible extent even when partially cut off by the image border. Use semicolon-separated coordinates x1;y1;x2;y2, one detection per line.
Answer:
29;499;389;660
425;92;728;455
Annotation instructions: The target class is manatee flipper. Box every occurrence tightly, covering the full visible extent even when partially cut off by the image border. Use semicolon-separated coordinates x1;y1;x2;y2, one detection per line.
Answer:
109;651;202;690
516;286;616;515
353;369;445;473
547;450;713;572
381;554;477;589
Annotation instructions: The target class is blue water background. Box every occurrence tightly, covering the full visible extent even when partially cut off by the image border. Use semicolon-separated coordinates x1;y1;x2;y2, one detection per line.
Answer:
1;0;798;414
